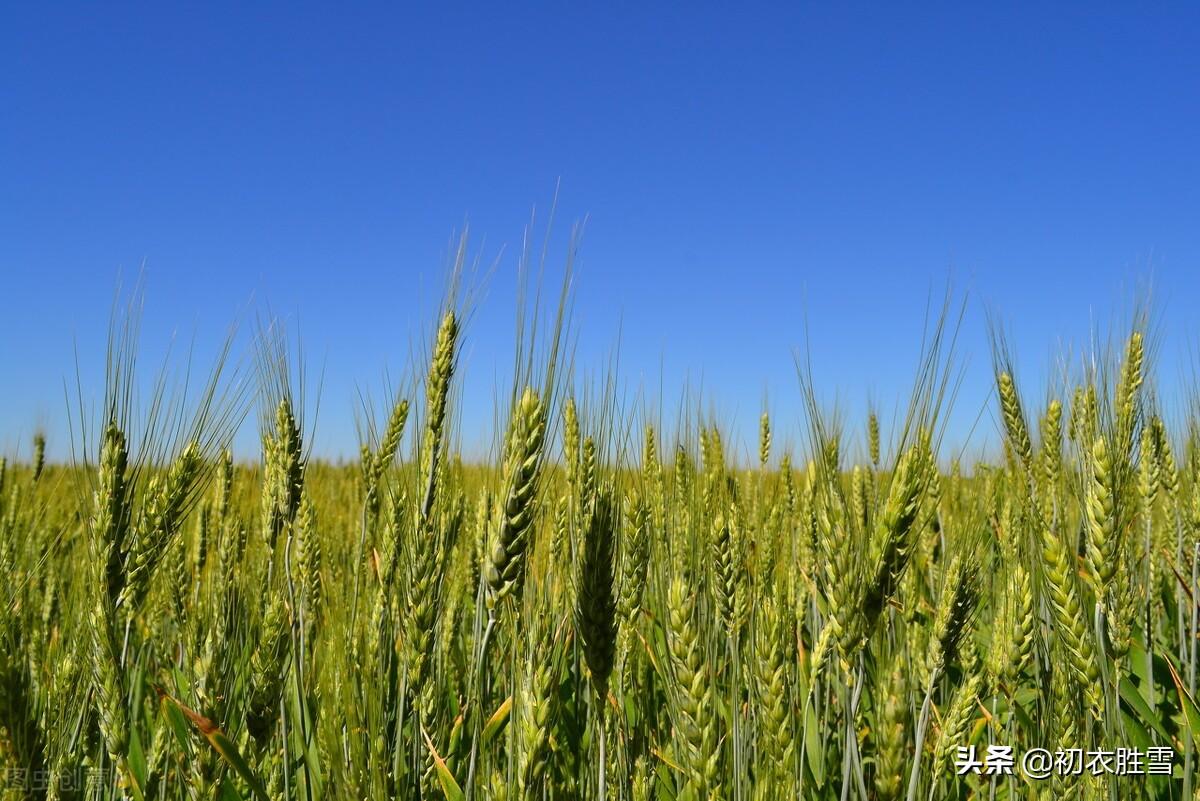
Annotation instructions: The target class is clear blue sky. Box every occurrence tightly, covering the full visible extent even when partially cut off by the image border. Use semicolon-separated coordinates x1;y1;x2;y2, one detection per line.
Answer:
3;4;1199;462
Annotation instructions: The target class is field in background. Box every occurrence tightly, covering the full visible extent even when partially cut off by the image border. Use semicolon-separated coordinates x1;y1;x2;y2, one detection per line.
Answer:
1;289;1198;801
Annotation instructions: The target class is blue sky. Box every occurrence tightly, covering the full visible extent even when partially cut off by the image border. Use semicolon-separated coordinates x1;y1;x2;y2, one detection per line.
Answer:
3;4;1199;462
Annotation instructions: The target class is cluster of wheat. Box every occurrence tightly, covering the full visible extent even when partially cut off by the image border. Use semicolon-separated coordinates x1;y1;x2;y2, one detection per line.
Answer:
2;290;1199;801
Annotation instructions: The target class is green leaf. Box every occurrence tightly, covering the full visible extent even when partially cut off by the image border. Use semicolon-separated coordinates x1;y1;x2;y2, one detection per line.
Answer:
1166;657;1200;740
482;695;511;746
1120;707;1154;750
286;671;323;800
1120;676;1171;742
804;698;825;785
219;776;245;801
161;694;193;753
421;727;465;801
127;727;148;795
157;687;270;801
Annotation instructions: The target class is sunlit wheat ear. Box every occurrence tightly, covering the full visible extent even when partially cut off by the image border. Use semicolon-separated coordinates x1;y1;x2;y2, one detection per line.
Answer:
754;598;793;789
1038;399;1063;515
88;422;131;768
247;386;307;781
215;448;233;526
1147;417;1177;609
924;553;979;686
1084;435;1118;595
296;492;322;634
261;396;304;554
618;494;650;624
405;307;459;710
549;493;570;576
1040;517;1103;719
854;442;925;649
710;511;737;637
1115;330;1144;459
673;441;691;497
579;435;597;508
643;424;659;476
563;396;580;491
485;387;547;607
759;411;771;468
872;658;908;801
999;563;1036;685
1069;383;1098;451
517;617;560;796
1151;415;1179;499
405;511;451;693
193;500;212;580
364;396;409;519
374;396;410;480
1107;551;1138;665
1037;658;1075;798
667;573;720;798
700;426;725;518
414;501;464;800
790;460;813;577
419;311;457;504
932;669;984;779
996;372;1033;471
246;590;291;745
120;440;201;614
850;466;869;532
1139;424;1161;511
809;483;856;682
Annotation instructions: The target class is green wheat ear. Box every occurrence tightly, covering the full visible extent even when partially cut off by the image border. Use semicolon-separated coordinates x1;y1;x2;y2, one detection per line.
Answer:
1041;517;1103;719
563;396;581;491
759;411;771;468
296;491;322;638
710;511;737;637
419;310;458;506
576;489;619;696
216;448;233;525
1084;435;1117;593
924;552;979;685
31;433;45;483
1002;563;1036;684
261;396;304;554
933;669;985;779
1039;399;1063;514
868;411;881;467
754;598;793;791
667;573;720;800
997;371;1033;472
485;386;547;607
872;657;908;801
854;441;925;648
88;422;131;768
617;493;650;626
517;615;561;796
121;440;202;614
1115;330;1144;458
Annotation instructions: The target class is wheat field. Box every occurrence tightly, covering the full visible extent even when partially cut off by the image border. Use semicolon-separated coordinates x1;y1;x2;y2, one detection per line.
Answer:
1;281;1197;801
